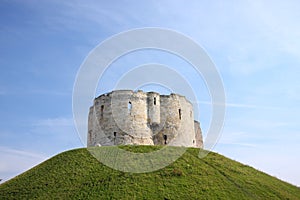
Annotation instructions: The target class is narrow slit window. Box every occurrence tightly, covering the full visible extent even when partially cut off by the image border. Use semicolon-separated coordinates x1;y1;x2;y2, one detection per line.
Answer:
100;105;104;119
163;135;167;145
113;132;117;145
179;109;182;120
154;97;156;105
128;101;132;111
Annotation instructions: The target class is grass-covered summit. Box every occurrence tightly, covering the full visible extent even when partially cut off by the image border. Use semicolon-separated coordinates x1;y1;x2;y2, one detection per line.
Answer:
0;146;299;199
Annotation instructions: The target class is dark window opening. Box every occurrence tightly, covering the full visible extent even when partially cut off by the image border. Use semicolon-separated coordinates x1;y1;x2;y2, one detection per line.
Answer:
193;140;195;144
154;97;156;105
113;132;117;145
179;109;182;120
163;134;167;145
128;101;132;111
100;105;104;119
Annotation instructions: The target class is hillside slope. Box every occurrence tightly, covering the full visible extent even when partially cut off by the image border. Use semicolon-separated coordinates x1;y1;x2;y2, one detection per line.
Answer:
0;146;299;199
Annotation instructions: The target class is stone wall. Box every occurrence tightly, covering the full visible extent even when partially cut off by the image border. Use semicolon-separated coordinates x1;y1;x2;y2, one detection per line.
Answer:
88;90;203;148
194;120;203;148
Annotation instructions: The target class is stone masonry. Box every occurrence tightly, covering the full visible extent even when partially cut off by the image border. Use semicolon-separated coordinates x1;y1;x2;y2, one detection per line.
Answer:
88;90;203;148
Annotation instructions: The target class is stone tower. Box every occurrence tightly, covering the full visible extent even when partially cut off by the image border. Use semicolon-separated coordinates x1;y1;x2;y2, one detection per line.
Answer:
88;90;203;148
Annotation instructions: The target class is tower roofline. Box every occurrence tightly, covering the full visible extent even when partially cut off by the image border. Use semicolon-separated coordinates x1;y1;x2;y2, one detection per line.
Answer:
95;90;193;106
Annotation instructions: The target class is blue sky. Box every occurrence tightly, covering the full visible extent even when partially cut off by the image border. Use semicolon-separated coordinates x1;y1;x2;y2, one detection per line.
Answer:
1;0;300;186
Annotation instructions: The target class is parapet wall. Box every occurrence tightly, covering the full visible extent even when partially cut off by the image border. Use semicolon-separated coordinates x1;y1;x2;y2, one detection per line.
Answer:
88;90;203;148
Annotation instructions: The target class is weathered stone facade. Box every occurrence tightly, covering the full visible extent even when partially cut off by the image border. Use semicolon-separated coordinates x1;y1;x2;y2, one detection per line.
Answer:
88;90;203;148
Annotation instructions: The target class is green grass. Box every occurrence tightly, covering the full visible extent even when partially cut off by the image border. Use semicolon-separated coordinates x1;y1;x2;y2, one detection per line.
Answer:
0;146;299;199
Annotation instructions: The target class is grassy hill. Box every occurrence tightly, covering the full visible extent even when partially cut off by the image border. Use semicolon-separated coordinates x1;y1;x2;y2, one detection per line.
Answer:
0;146;299;199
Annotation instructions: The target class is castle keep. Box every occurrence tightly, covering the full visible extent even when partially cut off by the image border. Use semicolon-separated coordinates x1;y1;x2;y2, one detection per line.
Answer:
88;90;203;148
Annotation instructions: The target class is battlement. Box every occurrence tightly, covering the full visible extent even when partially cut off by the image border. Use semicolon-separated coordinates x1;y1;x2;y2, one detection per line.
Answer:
88;90;203;148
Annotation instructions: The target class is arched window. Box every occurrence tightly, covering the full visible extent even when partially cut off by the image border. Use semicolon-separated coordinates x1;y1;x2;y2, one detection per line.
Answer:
154;97;156;105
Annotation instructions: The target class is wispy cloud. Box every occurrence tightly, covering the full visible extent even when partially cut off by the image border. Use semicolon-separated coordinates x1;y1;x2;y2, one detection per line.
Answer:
218;142;257;148
0;116;81;183
32;117;74;127
216;131;257;148
1;0;299;187
29;89;71;96
225;1;300;76
195;101;280;110
0;146;48;183
18;0;141;34
29;117;83;150
0;88;70;96
0;146;46;160
249;1;300;57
